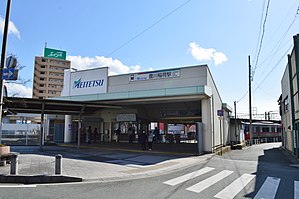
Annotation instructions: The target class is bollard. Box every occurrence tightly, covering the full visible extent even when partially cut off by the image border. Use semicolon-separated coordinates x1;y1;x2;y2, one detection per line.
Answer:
55;154;62;175
10;153;18;175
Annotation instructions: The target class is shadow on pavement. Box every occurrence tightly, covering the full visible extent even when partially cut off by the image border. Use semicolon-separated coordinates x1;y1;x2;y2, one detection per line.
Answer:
245;144;298;198
10;142;199;166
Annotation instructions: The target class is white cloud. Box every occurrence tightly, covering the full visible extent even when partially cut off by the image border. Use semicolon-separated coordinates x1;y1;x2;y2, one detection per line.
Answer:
0;16;20;39
67;55;142;75
188;42;228;65
5;83;32;97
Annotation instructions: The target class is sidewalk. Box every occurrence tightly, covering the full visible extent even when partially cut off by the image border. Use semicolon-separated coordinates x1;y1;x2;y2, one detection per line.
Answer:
0;143;213;183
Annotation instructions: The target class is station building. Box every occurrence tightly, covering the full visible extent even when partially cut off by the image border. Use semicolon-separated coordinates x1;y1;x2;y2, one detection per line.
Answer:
53;64;232;153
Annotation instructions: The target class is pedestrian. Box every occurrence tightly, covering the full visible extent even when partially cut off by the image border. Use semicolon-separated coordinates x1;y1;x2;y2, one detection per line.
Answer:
87;126;92;144
148;130;155;150
140;130;147;150
115;127;121;142
154;127;159;143
93;127;98;143
128;125;135;143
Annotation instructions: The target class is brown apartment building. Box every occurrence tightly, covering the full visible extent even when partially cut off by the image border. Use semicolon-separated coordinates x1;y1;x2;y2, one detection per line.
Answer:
32;48;70;99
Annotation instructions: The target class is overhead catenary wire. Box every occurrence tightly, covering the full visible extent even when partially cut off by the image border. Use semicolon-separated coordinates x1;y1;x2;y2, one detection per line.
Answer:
107;0;193;56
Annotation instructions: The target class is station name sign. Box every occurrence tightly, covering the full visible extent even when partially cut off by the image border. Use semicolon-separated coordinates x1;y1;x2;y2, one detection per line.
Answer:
129;69;180;81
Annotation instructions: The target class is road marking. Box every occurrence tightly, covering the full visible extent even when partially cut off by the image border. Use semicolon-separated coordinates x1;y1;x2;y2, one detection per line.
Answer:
186;170;234;194
0;184;37;188
295;181;299;199
253;177;280;199
214;173;255;199
163;167;215;186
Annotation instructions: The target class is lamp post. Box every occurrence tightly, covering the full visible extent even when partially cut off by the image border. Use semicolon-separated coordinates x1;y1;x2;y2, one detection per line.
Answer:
0;0;12;144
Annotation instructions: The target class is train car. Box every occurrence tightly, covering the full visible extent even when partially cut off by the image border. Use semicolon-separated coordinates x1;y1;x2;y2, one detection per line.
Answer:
242;121;282;143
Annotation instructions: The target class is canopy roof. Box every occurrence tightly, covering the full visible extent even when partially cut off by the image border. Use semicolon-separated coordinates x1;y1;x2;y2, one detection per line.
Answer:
3;97;121;115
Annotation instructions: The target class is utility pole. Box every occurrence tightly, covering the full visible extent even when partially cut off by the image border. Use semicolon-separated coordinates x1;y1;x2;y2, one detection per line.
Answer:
249;55;253;145
0;0;12;144
234;101;237;138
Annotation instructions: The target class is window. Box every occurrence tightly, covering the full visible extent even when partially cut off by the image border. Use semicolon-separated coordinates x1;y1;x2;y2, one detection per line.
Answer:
39;84;44;87
41;65;45;68
262;127;269;132
255;127;260;132
39;91;44;93
284;97;289;113
40;71;45;75
42;58;46;62
40;78;44;81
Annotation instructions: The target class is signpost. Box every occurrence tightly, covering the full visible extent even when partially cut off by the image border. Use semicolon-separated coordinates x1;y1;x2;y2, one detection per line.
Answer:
2;68;18;80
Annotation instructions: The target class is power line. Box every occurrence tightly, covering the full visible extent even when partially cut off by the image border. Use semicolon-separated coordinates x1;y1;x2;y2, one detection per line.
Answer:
253;0;267;63
107;0;193;56
252;0;271;79
253;44;293;92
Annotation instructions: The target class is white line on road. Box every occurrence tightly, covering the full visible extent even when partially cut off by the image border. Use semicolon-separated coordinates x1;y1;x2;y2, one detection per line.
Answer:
186;170;234;194
295;181;299;199
0;184;37;188
214;173;255;199
163;167;215;186
253;177;280;199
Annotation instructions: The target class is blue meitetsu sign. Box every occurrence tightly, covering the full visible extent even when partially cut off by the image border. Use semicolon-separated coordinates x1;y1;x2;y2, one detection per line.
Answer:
73;78;104;89
69;68;108;96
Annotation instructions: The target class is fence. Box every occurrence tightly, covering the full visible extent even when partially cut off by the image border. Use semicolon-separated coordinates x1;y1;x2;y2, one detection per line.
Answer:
1;124;40;145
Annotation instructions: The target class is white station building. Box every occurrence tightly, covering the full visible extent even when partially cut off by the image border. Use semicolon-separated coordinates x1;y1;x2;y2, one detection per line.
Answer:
56;65;231;153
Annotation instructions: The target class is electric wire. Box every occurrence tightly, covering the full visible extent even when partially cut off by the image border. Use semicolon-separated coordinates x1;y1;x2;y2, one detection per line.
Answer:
253;44;293;92
107;0;193;56
254;6;298;89
252;0;271;79
253;0;267;64
238;2;298;104
258;1;298;67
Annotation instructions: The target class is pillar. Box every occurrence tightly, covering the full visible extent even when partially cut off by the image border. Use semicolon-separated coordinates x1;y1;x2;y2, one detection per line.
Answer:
64;115;72;143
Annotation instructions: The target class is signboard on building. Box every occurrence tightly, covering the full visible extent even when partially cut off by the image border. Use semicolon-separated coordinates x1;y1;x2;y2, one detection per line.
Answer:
116;114;137;122
70;67;108;96
217;109;224;116
44;48;67;60
129;69;180;81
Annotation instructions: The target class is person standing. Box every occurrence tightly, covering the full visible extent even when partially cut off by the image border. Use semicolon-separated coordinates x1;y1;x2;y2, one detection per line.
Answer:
154;127;159;143
140;130;147;150
128;125;135;143
147;131;155;150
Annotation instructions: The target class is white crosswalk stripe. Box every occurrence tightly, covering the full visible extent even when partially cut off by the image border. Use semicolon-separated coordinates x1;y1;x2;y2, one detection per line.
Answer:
163;168;296;198
163;167;215;186
253;177;280;199
295;181;299;199
214;173;255;199
186;170;234;194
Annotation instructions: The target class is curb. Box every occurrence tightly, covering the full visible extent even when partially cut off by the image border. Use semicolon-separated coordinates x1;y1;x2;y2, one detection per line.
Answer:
0;175;82;184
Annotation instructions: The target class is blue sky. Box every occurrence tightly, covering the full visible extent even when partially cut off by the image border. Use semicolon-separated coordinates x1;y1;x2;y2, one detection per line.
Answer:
0;0;298;116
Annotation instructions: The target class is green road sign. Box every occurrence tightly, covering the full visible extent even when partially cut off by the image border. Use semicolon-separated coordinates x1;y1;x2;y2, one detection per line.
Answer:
44;48;66;60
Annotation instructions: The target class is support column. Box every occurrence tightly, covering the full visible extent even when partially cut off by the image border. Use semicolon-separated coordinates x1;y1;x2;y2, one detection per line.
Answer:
64;115;72;143
201;98;213;152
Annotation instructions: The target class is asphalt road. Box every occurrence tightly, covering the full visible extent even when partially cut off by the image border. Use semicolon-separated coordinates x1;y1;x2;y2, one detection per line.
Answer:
0;143;298;199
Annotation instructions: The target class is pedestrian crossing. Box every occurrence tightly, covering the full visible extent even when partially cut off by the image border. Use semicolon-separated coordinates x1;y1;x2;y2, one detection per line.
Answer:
163;167;299;199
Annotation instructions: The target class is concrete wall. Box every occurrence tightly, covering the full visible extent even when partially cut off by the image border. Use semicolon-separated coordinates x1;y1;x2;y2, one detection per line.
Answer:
281;64;293;152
